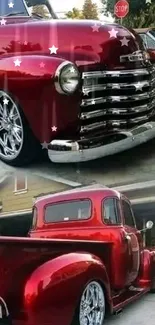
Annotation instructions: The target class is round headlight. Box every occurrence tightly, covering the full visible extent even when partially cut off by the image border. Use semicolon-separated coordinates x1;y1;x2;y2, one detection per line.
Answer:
55;61;80;94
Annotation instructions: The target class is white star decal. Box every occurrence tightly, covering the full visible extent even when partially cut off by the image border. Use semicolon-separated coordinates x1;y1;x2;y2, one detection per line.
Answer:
120;37;130;47
83;89;89;96
41;141;49;149
91;100;95;105
49;45;58;54
14;59;21;67
8;1;14;8
91;24;100;32
51;126;57;132
3;98;9;105
24;41;28;45
70;67;76;73
146;0;151;3
40;62;45;68
108;28;118;38
0;19;7;26
134;82;143;91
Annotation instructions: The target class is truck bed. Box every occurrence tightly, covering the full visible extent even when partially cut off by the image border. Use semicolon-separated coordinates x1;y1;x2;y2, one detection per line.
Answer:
0;236;112;321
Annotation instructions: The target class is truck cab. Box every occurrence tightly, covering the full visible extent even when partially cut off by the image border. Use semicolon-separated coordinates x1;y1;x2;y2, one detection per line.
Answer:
30;185;155;291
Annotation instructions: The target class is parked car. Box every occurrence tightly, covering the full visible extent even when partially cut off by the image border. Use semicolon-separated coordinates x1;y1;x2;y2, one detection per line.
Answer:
0;184;155;325
134;28;155;63
0;0;155;166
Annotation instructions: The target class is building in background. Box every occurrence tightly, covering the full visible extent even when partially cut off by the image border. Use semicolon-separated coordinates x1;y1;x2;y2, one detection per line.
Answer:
0;172;71;236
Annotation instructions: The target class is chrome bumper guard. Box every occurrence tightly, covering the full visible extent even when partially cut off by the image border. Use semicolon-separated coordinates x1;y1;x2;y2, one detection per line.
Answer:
48;122;155;163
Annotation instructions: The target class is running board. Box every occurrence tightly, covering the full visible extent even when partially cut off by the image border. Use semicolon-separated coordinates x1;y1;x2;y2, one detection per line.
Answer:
112;286;149;313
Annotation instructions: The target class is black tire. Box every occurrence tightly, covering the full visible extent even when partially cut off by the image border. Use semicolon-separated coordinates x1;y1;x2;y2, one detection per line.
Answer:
0;91;42;167
71;280;105;325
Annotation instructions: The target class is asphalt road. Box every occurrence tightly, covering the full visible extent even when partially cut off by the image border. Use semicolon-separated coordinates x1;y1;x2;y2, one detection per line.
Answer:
1;137;155;188
105;294;155;325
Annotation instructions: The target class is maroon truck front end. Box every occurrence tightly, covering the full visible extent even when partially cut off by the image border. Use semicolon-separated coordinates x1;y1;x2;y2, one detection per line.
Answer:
0;0;155;166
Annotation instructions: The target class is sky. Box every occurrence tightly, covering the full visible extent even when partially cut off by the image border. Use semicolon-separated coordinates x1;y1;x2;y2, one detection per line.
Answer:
50;0;102;12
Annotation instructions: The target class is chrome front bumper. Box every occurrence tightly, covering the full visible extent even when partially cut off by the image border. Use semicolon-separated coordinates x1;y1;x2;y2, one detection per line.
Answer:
48;122;155;163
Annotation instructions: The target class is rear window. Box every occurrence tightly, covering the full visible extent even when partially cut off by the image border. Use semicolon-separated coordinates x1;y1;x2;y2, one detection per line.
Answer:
44;199;91;223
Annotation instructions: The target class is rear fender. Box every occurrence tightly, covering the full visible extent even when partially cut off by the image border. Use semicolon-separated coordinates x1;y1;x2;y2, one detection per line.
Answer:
24;252;111;325
0;55;80;142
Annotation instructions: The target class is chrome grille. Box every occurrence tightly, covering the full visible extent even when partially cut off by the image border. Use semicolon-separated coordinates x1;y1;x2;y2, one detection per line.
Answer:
80;68;155;139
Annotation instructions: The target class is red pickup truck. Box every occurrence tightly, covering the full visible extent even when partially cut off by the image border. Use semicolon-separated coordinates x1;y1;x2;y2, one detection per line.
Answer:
0;0;155;166
0;185;155;325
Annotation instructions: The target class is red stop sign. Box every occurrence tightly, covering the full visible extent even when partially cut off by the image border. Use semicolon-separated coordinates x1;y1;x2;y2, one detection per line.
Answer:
114;0;129;18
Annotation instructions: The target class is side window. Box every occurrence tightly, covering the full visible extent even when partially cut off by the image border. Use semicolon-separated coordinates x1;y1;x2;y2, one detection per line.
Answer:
139;34;147;48
102;198;121;225
122;200;135;228
32;207;37;229
146;34;155;49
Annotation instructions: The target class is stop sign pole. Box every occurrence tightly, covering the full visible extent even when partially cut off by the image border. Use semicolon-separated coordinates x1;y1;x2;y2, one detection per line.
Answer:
114;0;129;24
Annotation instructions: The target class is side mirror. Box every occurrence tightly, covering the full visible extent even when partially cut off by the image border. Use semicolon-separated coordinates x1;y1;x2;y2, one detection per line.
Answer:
146;220;154;230
139;220;154;233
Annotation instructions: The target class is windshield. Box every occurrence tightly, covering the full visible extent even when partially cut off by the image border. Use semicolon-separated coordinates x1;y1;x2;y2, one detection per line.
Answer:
0;0;29;16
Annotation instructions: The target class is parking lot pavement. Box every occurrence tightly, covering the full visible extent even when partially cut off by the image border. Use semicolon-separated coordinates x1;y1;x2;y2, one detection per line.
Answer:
1;138;155;187
105;294;155;325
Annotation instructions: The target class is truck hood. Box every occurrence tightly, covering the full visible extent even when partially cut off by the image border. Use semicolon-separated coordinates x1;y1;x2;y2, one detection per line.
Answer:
0;19;145;70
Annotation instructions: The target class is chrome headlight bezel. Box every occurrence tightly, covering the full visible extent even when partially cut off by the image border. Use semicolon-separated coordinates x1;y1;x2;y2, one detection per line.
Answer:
55;61;80;95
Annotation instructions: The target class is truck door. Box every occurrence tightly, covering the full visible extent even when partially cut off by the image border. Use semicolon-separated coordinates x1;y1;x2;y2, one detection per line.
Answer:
121;198;140;284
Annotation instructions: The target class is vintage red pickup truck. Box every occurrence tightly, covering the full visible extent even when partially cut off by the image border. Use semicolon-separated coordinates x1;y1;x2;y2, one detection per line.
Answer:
0;0;155;166
0;185;154;325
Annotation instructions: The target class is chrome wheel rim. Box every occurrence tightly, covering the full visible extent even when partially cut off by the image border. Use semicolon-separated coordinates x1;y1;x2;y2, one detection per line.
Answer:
0;91;23;160
79;281;105;325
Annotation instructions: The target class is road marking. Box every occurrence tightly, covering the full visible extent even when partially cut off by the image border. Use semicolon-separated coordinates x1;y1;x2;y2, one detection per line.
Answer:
33;172;82;187
113;180;155;192
131;196;155;204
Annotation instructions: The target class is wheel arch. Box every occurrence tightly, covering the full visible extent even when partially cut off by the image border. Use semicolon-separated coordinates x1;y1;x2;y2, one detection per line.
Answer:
23;252;112;325
0;55;67;143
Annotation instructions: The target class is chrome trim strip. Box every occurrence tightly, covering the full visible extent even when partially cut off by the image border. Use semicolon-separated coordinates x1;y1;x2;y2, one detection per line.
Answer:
80;116;149;133
80;121;106;133
82;80;151;93
81;91;154;107
48;122;155;163
82;69;150;79
80;103;154;120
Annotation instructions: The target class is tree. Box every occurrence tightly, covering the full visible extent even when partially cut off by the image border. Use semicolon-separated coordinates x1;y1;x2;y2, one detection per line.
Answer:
101;0;155;28
103;0;155;17
123;3;155;28
82;0;99;19
66;7;84;19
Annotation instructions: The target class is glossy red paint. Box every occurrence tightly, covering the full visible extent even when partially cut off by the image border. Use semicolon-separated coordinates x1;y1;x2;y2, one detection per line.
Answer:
0;2;155;166
0;14;150;144
0;236;112;325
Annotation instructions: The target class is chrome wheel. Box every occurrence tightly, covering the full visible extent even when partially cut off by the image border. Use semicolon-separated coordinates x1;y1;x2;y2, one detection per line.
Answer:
79;281;105;325
0;91;23;161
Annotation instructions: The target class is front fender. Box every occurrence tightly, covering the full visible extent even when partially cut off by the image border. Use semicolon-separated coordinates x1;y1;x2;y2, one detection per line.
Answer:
137;249;152;288
24;252;111;325
0;55;80;142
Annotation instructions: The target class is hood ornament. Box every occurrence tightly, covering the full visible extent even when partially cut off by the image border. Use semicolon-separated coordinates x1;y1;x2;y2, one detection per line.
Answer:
120;50;150;63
